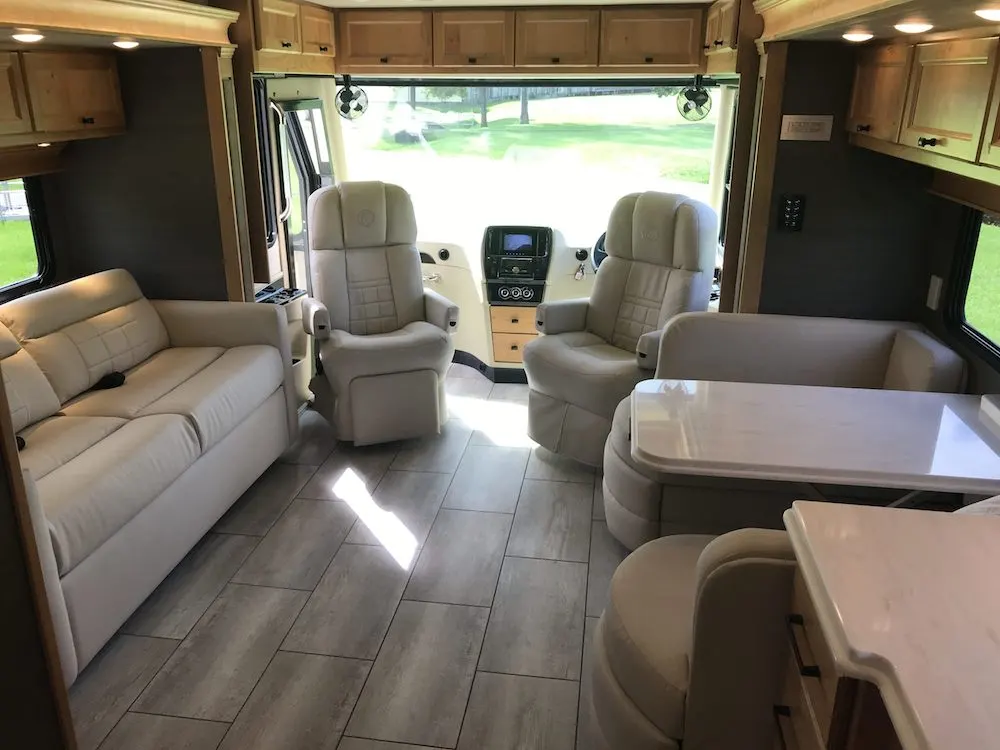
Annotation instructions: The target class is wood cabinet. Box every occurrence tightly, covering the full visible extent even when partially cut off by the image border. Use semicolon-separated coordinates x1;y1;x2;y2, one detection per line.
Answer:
847;44;913;142
490;305;537;364
898;37;998;162
258;0;302;53
600;8;704;68
515;9;600;67
0;53;32;136
21;52;124;134
492;332;535;363
338;10;433;68
704;0;738;54
434;10;514;67
300;4;335;57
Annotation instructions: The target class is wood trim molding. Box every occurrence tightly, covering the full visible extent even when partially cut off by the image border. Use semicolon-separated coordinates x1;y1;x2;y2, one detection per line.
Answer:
854;133;1000;188
0;143;66;181
930;171;1000;215
753;0;910;41
0;0;238;47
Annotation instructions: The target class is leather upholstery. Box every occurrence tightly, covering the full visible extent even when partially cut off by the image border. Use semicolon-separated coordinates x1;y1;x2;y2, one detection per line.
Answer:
307;181;457;445
524;192;717;466
0;324;61;433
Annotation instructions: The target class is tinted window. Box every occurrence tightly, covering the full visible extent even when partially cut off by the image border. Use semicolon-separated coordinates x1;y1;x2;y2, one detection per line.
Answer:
964;212;1000;344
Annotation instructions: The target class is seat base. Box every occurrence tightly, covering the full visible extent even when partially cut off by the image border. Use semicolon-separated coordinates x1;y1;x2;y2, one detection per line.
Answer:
352;370;443;445
527;388;609;467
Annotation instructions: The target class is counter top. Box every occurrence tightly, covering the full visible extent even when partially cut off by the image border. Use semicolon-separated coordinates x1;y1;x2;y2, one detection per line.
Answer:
631;380;1000;493
785;501;1000;750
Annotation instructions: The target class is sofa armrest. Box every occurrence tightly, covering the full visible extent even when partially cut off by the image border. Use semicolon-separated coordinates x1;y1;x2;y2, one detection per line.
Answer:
884;329;966;393
302;297;331;341
636;329;664;370
425;289;459;333
151;300;297;444
535;298;589;335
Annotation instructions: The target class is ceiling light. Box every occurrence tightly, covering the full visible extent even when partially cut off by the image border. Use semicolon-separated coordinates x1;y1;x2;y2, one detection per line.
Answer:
113;39;139;49
895;22;934;34
12;30;44;43
843;32;874;42
976;9;1000;21
37;143;51;148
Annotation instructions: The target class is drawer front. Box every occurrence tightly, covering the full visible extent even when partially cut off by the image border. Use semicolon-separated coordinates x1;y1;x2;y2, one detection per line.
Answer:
776;650;825;750
791;572;839;713
493;332;535;363
490;306;537;334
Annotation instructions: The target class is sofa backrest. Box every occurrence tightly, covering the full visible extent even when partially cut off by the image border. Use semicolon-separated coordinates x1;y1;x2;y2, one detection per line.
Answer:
884;328;966;393
655;313;917;389
0;323;60;433
0;269;168;404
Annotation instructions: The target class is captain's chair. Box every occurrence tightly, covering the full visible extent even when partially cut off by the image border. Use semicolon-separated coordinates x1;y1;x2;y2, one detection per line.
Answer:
522;191;717;466
302;181;459;445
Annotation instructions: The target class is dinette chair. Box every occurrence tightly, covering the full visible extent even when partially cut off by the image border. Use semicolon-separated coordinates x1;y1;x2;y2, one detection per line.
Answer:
522;191;717;467
302;181;459;445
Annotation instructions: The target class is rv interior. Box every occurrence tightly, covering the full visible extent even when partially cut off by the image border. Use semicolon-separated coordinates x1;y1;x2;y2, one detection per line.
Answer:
6;0;1000;748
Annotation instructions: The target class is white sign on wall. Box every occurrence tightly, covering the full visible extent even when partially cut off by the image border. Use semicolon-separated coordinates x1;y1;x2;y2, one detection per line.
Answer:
780;115;835;142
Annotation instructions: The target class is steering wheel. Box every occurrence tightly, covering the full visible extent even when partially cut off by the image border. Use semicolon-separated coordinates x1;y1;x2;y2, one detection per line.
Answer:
592;232;608;272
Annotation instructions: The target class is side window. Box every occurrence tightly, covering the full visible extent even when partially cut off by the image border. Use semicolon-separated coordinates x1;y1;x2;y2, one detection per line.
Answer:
962;212;1000;345
0;177;52;298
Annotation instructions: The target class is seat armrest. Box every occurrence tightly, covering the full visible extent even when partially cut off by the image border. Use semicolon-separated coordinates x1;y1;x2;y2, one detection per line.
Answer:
535;299;589;335
302;297;331;341
636;329;664;370
425;289;459;333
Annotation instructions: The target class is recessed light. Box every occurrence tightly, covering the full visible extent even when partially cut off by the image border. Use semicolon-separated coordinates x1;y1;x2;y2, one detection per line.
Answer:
113;39;139;49
37;143;51;148
895;22;934;34
843;32;874;42
977;8;1000;21
12;30;44;43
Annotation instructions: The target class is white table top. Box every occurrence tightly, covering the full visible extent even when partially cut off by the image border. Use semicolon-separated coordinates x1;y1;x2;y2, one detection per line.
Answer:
630;380;1000;494
785;501;1000;750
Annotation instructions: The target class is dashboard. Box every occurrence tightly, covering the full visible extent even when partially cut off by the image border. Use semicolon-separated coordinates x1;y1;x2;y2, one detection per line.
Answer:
482;225;553;306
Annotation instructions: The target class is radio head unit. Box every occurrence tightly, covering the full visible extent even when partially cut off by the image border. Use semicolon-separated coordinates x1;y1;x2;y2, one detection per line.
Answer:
483;226;552;259
482;226;553;306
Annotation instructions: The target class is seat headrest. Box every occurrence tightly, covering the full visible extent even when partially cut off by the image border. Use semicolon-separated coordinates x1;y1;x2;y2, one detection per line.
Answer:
308;181;418;251
605;191;717;270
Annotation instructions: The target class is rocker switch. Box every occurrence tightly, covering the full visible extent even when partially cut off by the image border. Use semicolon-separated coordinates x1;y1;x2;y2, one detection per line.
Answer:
779;194;806;232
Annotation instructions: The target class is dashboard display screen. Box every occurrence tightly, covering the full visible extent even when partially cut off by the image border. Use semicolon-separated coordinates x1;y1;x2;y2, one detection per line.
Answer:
503;233;534;254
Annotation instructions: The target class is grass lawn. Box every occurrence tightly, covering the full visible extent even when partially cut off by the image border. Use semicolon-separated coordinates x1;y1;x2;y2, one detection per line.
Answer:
0;220;38;288
966;221;1000;340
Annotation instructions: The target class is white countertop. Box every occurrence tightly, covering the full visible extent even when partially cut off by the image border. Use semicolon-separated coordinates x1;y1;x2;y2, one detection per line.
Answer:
631;380;1000;494
785;501;1000;750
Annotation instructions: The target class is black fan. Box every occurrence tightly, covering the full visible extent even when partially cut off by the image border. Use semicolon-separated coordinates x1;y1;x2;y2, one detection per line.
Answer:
677;79;712;122
336;76;368;121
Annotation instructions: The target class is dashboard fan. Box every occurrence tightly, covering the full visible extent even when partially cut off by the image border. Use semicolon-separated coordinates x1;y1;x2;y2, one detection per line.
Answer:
677;80;712;122
336;76;368;121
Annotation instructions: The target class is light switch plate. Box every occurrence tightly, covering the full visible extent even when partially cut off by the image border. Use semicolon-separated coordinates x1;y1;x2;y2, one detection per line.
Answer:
927;275;944;311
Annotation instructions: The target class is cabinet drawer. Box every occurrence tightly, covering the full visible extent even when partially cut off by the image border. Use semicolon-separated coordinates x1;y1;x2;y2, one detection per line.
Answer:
493;332;536;363
490;306;537;334
790;572;838;718
777;649;825;750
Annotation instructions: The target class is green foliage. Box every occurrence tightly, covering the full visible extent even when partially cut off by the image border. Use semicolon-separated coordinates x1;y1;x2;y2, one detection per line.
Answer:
424;87;468;102
0;220;38;288
654;86;683;98
966;221;1000;343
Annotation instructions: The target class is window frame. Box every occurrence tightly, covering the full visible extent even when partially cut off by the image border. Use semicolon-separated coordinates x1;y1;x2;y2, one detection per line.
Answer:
0;176;55;303
947;206;1000;370
254;78;279;247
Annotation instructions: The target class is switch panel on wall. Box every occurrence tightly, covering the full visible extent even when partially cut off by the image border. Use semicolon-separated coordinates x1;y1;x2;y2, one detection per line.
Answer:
778;194;806;231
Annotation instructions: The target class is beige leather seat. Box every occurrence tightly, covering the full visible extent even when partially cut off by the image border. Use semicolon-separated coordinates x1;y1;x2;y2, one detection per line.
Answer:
523;191;716;467
589;529;796;750
303;181;459;445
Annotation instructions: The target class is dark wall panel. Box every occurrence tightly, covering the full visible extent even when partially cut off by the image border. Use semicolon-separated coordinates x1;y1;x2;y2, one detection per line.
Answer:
758;42;935;320
43;48;227;301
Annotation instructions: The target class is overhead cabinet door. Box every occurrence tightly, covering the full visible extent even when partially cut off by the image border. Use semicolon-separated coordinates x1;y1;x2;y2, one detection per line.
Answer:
338;10;433;67
515;9;600;67
258;0;302;52
21;52;124;133
847;44;913;142
600;8;703;68
434;11;514;67
301;5;335;56
0;53;32;136
899;37;999;162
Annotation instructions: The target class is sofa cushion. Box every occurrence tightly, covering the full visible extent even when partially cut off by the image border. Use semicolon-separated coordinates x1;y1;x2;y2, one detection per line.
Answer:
37;414;200;575
884;329;966;393
524;331;645;420
63;347;225;420
321;321;452;386
0;325;60;433
603;534;715;739
0;269;169;403
20;416;127;482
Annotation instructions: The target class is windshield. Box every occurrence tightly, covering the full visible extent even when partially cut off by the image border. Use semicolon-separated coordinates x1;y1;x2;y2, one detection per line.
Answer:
340;84;719;248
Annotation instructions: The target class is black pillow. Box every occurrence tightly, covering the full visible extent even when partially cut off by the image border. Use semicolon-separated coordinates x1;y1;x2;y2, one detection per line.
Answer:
93;372;126;390
16;435;25;451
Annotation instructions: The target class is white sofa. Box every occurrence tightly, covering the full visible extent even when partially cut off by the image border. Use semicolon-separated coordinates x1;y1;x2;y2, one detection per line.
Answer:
0;269;298;685
603;312;967;549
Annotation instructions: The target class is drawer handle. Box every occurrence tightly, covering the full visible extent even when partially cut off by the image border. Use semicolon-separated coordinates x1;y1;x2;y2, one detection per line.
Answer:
917;137;939;148
319;45;329;52
511;318;519;324
81;116;95;125
856;124;871;133
787;614;822;679
511;344;519;350
281;40;293;48
773;706;792;750
379;56;389;64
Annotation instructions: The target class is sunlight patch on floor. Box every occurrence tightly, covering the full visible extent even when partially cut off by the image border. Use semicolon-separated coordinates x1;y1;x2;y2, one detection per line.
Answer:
332;469;418;569
448;394;537;448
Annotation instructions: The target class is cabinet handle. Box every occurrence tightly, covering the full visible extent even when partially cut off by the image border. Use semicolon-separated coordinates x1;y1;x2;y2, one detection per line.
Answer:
319;45;329;52
917;137;939;148
511;318;519;324
644;56;654;63
714;39;725;46
281;40;292;48
511;345;519;351
856;124;872;133
468;56;477;64
703;44;711;50
551;56;561;63
81;116;95;125
379;56;389;63
773;706;792;750
786;614;822;679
